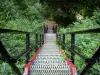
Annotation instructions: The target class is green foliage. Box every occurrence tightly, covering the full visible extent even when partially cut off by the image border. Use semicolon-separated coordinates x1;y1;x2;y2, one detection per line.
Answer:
92;9;100;25
58;9;100;74
0;0;100;74
59;55;66;62
53;9;76;26
0;0;19;20
41;0;100;25
0;0;46;74
0;63;16;75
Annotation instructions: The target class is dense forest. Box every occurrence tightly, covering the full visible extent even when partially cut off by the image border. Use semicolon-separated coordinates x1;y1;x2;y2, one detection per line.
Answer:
0;0;100;75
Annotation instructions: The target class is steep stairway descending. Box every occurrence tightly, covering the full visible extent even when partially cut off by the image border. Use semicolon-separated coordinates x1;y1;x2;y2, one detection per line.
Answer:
30;33;71;75
24;30;77;75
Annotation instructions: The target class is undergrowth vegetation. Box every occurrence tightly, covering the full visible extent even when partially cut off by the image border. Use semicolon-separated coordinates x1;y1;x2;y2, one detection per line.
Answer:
58;9;100;75
0;0;100;74
0;0;46;74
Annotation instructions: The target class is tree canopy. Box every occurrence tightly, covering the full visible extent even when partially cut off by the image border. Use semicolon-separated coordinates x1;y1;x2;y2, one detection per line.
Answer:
40;0;100;26
0;0;100;74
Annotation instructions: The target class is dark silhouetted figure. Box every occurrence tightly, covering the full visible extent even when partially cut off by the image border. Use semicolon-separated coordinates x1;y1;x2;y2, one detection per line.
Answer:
52;25;57;33
46;25;48;33
43;25;48;33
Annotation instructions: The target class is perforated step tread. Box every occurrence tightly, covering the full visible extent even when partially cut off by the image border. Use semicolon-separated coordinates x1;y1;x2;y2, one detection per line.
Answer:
30;31;71;75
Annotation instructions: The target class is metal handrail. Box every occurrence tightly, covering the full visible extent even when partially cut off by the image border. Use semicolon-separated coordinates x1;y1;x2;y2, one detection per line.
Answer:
56;28;100;75
0;28;44;74
58;28;100;34
65;28;100;34
0;28;29;34
57;40;87;60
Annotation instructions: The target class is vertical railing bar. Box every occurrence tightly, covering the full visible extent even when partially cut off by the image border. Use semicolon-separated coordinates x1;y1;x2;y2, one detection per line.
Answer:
26;33;30;64
71;33;75;64
35;33;38;52
42;33;44;44
40;34;42;46
62;34;65;50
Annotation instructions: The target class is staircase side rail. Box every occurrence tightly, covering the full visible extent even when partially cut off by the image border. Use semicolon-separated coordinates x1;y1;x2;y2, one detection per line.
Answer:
65;28;100;34
56;28;100;75
0;28;29;34
0;28;44;74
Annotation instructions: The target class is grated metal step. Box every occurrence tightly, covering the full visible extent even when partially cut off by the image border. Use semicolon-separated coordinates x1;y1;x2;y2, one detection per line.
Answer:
30;31;71;75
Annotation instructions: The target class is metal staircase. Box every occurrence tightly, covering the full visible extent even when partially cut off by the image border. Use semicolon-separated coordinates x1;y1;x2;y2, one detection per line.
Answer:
30;33;71;75
23;30;76;75
1;28;99;75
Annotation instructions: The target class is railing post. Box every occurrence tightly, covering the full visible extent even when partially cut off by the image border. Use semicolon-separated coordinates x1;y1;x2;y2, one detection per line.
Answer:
35;33;38;52
40;34;42;46
62;34;65;50
71;34;75;64
26;33;30;64
42;33;44;44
